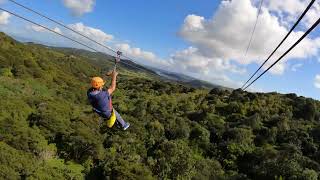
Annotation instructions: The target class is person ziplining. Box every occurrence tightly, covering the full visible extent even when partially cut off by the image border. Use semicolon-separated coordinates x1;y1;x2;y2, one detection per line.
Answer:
87;51;130;130
0;5;138;131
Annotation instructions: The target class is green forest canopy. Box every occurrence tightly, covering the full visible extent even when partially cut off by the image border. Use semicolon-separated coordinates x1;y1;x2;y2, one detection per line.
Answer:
1;32;320;180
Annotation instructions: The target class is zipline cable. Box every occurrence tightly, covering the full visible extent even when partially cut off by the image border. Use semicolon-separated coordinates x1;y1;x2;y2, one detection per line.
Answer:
243;17;320;90
7;0;117;54
243;0;264;59
0;7;148;72
7;0;144;69
241;0;316;89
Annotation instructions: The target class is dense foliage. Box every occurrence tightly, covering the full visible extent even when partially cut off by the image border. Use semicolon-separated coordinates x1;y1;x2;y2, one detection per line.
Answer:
1;32;320;180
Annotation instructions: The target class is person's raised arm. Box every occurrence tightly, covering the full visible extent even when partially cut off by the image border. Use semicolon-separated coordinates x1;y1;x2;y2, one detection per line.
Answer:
107;70;118;95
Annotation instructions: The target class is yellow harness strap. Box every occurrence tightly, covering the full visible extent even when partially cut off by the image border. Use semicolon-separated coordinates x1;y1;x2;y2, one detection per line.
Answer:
106;109;116;128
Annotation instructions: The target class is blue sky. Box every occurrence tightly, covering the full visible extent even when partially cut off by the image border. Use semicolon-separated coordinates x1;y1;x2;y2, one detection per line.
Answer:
1;0;219;56
0;0;320;99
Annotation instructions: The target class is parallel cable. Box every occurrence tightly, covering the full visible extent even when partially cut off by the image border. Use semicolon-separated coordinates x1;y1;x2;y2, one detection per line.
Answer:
0;7;148;72
243;17;320;90
7;0;118;54
243;0;264;58
241;0;316;89
7;0;144;68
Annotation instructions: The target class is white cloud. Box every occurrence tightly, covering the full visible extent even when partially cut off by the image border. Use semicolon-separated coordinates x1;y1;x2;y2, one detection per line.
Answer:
267;62;286;75
182;15;205;31
68;22;113;43
53;27;62;34
116;43;169;67
62;0;95;16
169;47;245;75
264;0;320;27
14;22;116;54
26;23;114;53
265;0;306;16
28;25;63;35
179;0;320;77
29;25;46;32
314;74;320;89
116;43;155;60
303;1;320;27
166;46;246;88
0;11;10;25
291;63;303;72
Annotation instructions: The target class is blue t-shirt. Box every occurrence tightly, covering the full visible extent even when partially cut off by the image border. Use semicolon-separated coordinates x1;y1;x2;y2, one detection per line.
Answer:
87;88;113;118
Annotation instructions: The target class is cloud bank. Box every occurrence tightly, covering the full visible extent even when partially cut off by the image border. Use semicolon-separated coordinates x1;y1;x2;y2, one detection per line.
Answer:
178;0;320;73
0;11;10;25
169;0;320;87
68;22;113;43
62;0;95;16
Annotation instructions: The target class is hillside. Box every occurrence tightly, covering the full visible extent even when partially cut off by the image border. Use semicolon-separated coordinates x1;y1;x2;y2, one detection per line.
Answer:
148;67;230;90
1;32;320;180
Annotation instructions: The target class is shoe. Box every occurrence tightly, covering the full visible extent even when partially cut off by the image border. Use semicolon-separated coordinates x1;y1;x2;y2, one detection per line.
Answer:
123;123;130;130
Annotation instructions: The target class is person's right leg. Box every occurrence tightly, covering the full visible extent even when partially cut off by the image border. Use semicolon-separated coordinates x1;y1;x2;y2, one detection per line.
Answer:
113;109;130;130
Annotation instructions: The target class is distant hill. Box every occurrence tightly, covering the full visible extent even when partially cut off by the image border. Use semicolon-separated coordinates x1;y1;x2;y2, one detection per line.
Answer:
150;67;232;90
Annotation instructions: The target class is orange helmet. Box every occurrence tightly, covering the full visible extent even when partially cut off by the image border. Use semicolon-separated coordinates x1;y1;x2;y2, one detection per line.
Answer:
91;77;105;89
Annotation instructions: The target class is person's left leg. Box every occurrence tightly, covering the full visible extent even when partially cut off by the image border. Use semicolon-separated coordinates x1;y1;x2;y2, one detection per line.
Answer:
113;109;130;130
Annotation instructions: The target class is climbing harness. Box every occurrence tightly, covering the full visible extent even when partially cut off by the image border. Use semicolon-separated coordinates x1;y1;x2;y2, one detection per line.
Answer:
105;109;117;128
95;107;117;128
